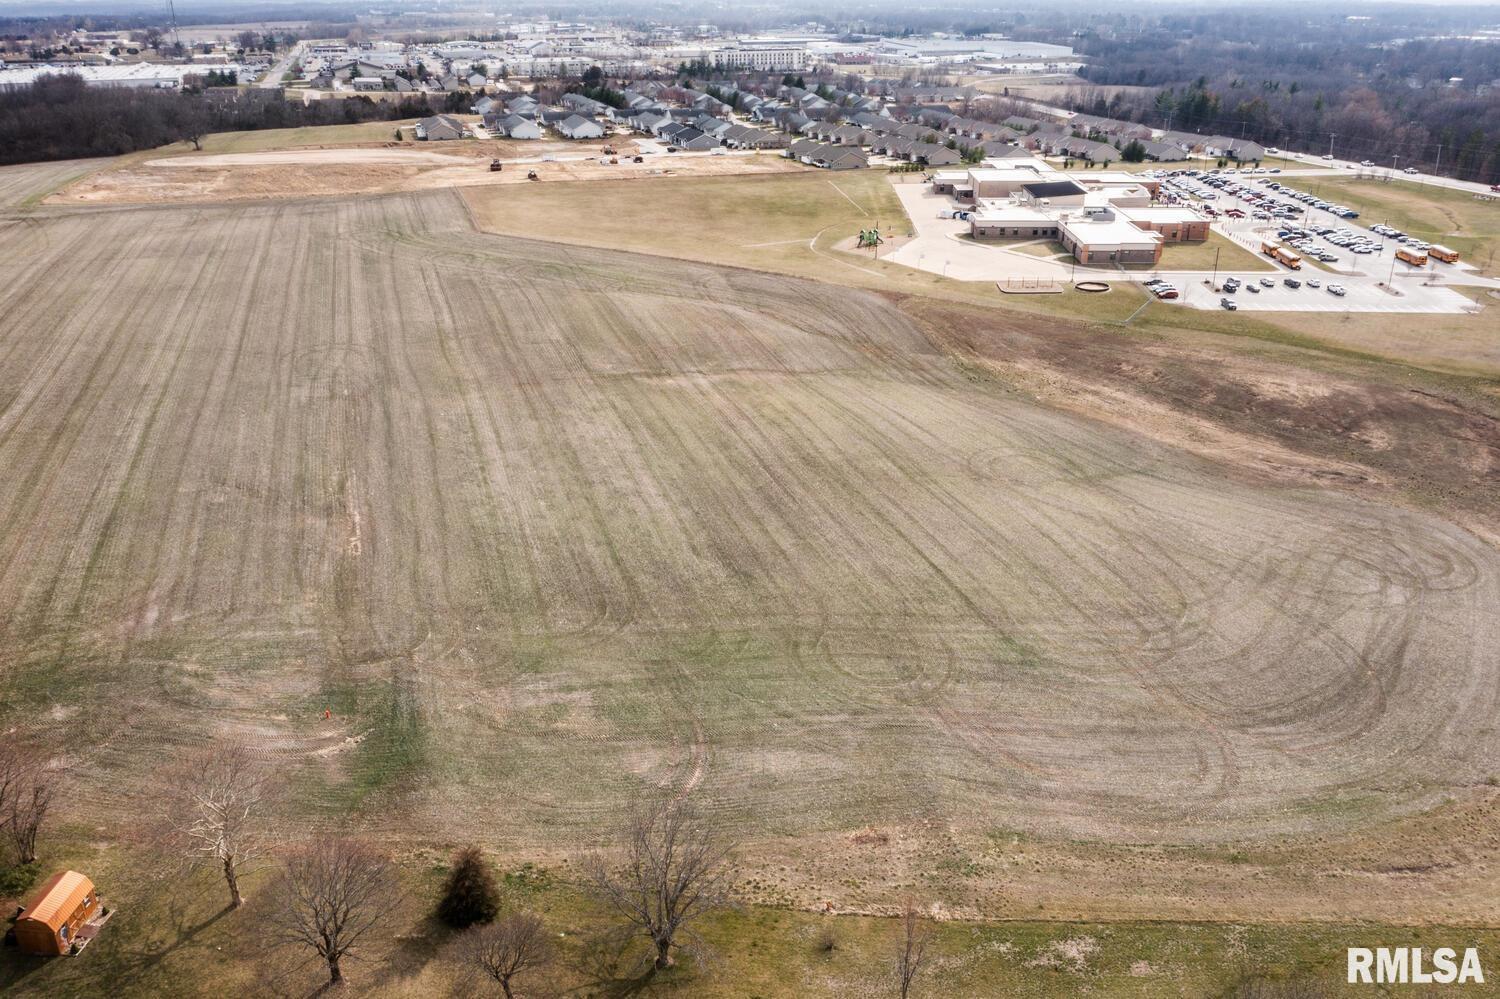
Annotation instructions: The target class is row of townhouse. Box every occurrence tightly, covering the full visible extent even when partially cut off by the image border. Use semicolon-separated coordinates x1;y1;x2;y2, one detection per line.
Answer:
785;139;867;171
1034;108;1269;162
476;94;607;140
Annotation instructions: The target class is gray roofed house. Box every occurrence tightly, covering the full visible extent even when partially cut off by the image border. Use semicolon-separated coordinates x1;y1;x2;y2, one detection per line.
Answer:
1139;139;1188;161
671;127;720;150
554;114;605;140
910;141;961;166
414;114;466;141
486;112;541;139
630;110;670;133
562;92;611;116
830;124;870;146
981;141;1032;159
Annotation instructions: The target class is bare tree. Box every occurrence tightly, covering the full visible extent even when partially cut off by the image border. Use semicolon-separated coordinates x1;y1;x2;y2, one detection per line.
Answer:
585;797;734;972
894;899;932;999
272;836;398;987
464;911;552;998
162;739;272;909
0;738;56;865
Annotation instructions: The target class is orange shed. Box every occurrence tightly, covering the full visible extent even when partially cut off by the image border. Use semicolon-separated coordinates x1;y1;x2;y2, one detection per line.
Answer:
14;870;101;956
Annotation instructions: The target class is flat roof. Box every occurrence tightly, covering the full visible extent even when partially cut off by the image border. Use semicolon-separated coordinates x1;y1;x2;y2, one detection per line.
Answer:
1118;206;1203;223
1060;216;1163;248
967;165;1054;182
1087;171;1159;186
1022;180;1088;198
972;206;1056;224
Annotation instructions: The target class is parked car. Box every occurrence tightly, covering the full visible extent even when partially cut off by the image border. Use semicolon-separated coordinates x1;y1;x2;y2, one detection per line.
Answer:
1259;277;1275;288
1306;279;1321;288
1327;284;1347;296
1246;283;1260;293
1220;297;1238;310
1283;277;1301;288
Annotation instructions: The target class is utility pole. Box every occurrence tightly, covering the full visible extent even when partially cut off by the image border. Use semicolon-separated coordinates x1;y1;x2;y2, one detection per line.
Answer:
1391;153;1399;183
1211;245;1220;291
1327;132;1336;159
1433;143;1443;180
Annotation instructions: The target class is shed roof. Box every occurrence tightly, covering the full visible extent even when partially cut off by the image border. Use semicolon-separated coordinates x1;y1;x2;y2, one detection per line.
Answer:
19;871;94;931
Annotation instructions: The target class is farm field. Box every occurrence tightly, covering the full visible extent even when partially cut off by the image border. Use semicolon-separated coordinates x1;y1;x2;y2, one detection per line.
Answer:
3;139;1500;996
2;184;1499;881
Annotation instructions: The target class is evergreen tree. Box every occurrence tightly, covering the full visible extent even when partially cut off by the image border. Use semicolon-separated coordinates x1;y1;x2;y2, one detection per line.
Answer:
437;846;502;928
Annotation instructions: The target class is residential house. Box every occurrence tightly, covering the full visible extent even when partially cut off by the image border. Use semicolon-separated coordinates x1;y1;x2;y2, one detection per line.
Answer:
485;112;541;139
555;114;605;140
414;114;466;141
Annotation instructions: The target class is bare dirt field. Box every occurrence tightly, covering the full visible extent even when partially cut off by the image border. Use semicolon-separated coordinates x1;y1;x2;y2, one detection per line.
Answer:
2;186;1498;906
47;141;809;205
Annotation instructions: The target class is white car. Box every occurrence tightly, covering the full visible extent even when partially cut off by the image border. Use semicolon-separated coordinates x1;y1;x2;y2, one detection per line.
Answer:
1327;284;1347;296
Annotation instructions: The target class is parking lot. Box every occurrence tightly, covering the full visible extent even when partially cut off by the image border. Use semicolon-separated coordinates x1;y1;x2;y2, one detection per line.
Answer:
880;169;1493;315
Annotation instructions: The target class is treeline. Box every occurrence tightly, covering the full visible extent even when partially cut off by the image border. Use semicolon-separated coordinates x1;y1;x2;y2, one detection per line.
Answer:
1071;19;1500;183
0;74;446;165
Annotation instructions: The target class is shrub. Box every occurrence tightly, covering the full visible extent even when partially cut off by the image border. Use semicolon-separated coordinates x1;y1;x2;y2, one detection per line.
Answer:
436;846;501;928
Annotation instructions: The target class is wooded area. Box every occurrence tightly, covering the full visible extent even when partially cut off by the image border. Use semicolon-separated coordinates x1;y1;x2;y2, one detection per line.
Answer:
0;73;447;164
1071;16;1500;183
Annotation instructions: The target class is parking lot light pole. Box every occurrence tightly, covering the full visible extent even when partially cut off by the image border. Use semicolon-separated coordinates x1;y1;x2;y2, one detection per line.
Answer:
1210;246;1220;291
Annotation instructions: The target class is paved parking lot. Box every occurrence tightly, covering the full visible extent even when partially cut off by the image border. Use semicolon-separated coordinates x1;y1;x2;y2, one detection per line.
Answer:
880;174;1491;315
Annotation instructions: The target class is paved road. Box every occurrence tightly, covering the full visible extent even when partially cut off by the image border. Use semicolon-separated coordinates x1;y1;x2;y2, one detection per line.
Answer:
257;41;303;88
1271;148;1497;197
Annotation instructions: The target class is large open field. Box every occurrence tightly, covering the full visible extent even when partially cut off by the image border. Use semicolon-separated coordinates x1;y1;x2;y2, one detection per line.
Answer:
2;145;1500;995
4;182;1499;850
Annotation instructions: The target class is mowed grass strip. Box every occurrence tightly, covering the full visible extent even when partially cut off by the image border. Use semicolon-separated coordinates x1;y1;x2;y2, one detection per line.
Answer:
1290;175;1500;274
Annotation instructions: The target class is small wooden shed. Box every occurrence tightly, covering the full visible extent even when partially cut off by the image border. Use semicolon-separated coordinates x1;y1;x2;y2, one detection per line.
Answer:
14;870;101;956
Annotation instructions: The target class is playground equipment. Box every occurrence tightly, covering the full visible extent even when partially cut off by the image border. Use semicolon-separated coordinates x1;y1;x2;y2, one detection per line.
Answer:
527;170;540;181
857;228;884;248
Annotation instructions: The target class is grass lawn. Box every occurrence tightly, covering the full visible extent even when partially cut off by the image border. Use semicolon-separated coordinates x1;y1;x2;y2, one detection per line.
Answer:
1287;176;1500;275
1157;231;1272;272
161;119;423;155
463;170;1151;324
2;836;1490;998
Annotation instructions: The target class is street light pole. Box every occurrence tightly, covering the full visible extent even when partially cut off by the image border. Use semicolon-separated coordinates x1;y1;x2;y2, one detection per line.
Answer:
1328;132;1336;159
1211;245;1220;291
